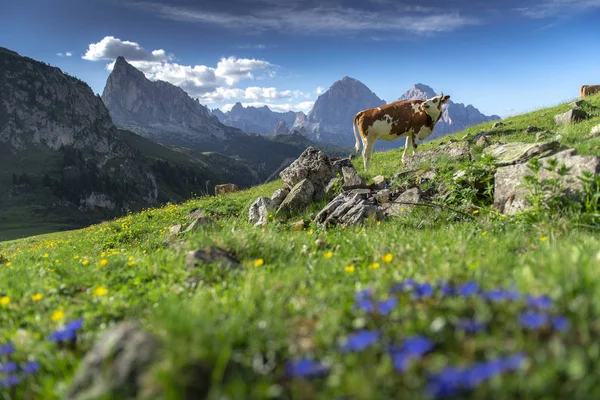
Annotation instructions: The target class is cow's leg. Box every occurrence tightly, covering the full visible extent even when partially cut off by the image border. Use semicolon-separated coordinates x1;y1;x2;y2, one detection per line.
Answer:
362;136;374;171
401;135;413;164
412;135;418;155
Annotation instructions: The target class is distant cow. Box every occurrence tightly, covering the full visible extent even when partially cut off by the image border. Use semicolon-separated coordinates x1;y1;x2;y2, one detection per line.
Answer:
353;93;450;170
580;85;600;98
215;183;239;196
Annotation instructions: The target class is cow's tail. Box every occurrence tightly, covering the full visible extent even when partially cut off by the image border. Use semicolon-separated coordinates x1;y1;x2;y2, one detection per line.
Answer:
353;112;362;154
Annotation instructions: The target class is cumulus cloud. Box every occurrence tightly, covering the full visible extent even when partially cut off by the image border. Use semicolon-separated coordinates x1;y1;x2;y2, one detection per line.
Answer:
221;101;314;113
85;36;309;107
82;36;172;62
315;86;325;95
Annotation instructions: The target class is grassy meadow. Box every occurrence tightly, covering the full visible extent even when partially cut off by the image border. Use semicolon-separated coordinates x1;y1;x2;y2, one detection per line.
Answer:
1;94;600;399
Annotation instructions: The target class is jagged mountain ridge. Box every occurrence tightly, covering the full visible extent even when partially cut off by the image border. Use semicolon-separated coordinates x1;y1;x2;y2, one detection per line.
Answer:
211;102;305;135
398;83;501;141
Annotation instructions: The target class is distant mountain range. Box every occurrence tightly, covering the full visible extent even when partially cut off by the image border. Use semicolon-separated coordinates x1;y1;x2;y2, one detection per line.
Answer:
209;77;500;149
211;103;305;135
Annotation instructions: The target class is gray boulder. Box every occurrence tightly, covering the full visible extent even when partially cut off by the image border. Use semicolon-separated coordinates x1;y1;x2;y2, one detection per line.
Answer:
492;121;504;129
475;135;491;148
279;147;334;197
67;322;160;400
526;125;541;133
331;158;353;176
324;177;343;196
270;187;291;208
314;190;379;226
494;149;600;214
385;187;427;216
249;196;276;226
341;166;368;190
371;175;387;190
554;109;588;125
569;100;585;108
185;246;242;271
373;189;391;204
277;179;315;214
589;124;600;138
403;141;471;168
483;141;561;166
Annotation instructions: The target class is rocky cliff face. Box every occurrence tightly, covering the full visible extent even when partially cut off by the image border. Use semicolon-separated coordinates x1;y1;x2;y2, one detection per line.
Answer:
212;102;304;135
398;83;501;141
299;76;386;146
102;56;237;146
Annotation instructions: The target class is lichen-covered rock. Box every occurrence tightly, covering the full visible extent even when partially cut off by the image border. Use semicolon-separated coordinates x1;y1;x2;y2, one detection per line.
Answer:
331;158;353;176
270;187;291;208
483;141;561;166
475;135;491;148
373;189;391;204
248;196;275;226
314;190;379;226
341;166;367;190
554;109;588;125
324;177;342;197
279;147;334;197
403;141;471;168
277;179;315;214
66;322;160;400
590;125;600;138
385;187;427;216
371;175;387;190
493;149;600;214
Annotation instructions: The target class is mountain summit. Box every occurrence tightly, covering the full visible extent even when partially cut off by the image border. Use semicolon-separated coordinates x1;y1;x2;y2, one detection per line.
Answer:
211;103;304;135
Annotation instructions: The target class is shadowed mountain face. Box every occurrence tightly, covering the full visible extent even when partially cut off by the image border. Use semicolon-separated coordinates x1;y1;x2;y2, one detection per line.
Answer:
0;47;262;241
398;83;501;141
211;102;305;135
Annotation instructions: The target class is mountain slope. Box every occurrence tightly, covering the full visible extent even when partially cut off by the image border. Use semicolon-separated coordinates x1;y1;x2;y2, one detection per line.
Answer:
211;102;305;135
398;83;501;141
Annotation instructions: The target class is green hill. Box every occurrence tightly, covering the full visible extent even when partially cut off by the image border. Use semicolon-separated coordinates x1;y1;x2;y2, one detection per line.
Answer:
0;94;599;399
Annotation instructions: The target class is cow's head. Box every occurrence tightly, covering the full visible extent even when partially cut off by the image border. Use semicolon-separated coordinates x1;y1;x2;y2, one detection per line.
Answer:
421;93;450;122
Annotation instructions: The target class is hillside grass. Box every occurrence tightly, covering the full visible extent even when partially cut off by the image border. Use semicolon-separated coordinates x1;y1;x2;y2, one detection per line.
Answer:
1;94;600;399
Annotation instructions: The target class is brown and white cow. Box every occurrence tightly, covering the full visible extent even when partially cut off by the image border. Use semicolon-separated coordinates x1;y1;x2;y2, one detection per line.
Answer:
580;85;600;98
215;183;239;196
353;93;450;170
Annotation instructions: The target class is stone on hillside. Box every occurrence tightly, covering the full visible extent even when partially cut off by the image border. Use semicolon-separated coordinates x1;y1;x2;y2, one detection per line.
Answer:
373;189;391;204
493;149;600;214
371;175;387;190
185;246;242;271
331;158;353;176
324;177;342;196
403;141;470;168
277;179;315;214
483;141;561;166
385;187;427;216
569;100;585;108
314;190;379;226
526;125;541;133
475;135;491;148
590;124;600;137
279;147;334;197
554;109;588;125
249;196;276;226
168;224;182;236
291;220;305;231
492;121;504;129
66;322;160;400
472;132;490;143
341;166;367;190
183;213;212;234
270;187;291;208
535;131;553;143
418;170;438;184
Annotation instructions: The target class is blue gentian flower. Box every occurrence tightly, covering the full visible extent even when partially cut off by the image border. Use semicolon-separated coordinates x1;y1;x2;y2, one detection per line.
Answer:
389;336;433;372
0;361;17;373
354;289;373;302
1;374;20;388
426;367;465;398
21;361;41;375
456;319;487;333
438;281;456;297
501;353;525;371
504;289;522;301
65;318;84;331
0;343;15;356
389;279;415;294
49;318;84;343
526;295;552;310
551;316;570;332
413;283;434;299
458;281;479;297
519;311;549;330
376;297;398;315
285;358;330;378
339;330;381;352
355;297;374;313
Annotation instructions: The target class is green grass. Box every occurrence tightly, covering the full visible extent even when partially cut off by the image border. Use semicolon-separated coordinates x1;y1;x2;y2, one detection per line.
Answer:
1;94;600;399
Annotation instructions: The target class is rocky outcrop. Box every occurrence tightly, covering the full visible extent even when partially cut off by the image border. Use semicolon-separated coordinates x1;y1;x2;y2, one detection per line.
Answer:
483;141;562;166
298;76;386;146
277;179;315;214
211;102;304;135
398;84;501;142
249;197;276;226
279;147;336;198
554;109;589;125
402;141;471;168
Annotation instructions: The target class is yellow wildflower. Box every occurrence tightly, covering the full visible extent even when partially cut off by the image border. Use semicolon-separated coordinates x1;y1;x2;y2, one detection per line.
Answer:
99;259;108;267
42;253;49;258
482;231;487;236
0;296;10;306
307;230;314;235
93;286;108;297
382;253;393;263
51;310;65;322
74;255;80;259
368;262;380;270
253;258;264;267
5;262;11;267
31;293;43;301
101;252;106;257
540;236;548;242
323;251;333;259
128;256;135;261
377;221;381;225
344;265;355;273
81;259;89;266
473;210;479;214
128;261;135;267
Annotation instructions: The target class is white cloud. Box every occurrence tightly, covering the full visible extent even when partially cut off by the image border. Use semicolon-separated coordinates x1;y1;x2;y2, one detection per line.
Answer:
65;51;73;57
136;2;480;35
82;36;172;62
515;0;600;18
315;86;325;95
57;52;73;57
221;101;314;113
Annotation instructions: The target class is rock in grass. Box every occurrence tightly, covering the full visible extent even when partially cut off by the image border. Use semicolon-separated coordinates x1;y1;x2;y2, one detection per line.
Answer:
589;124;600;138
270;187;290;208
371;175;387;190
492;121;504;129
526;125;541;133
248;196;275;226
554;109;588;125
67;322;160;400
168;225;182;236
279;147;334;197
483;141;561;166
277;179;315;214
475;135;491;148
385;187;427;216
341;166;368;191
185;246;242;271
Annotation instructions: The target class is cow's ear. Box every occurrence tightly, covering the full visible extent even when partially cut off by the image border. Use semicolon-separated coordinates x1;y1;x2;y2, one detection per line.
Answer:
442;95;450;104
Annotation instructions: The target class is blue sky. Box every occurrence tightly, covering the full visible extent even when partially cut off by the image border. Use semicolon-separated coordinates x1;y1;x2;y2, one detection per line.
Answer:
1;0;599;117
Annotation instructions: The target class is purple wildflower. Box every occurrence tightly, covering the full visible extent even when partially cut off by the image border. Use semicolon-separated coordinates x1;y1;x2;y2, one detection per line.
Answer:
355;297;374;313
438;281;456;297
551;316;570;332
389;279;415;294
526;295;552;310
519;310;549;330
456;319;487;333
413;283;434;299
49;318;84;343
389;336;433;372
285;359;330;378
339;330;381;352
21;361;41;375
501;353;526;372
0;343;15;356
458;281;479;297
376;297;398;315
0;361;17;373
1;374;20;388
65;318;84;331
